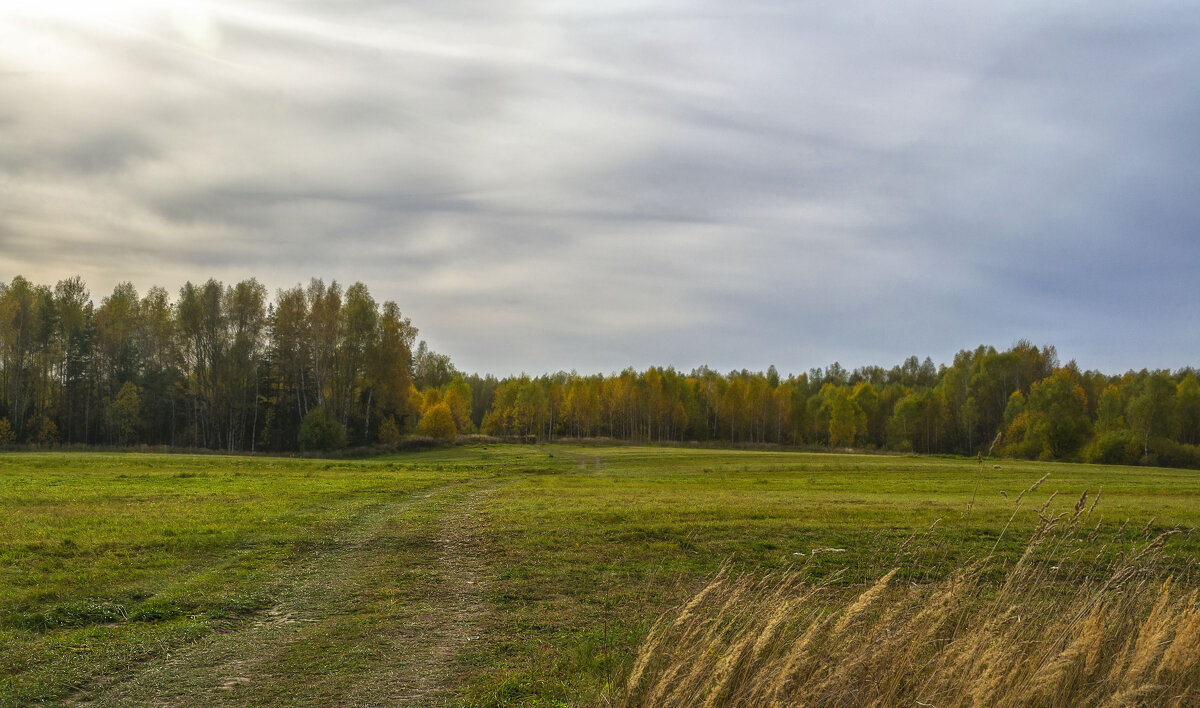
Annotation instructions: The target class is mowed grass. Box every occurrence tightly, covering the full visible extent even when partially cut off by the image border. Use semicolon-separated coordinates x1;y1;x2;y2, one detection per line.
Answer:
468;446;1200;703
0;452;488;705
2;445;1198;706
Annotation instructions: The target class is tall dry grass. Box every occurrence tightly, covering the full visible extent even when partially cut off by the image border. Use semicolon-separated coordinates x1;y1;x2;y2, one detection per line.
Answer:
621;481;1200;707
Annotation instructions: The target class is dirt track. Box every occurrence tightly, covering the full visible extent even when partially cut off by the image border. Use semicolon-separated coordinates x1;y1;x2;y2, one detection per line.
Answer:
68;483;493;707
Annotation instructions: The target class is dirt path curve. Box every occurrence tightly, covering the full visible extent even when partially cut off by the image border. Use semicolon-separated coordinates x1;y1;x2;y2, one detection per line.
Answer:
70;481;495;707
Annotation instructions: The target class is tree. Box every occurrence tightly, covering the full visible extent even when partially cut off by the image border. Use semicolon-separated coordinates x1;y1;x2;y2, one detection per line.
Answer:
377;416;402;445
443;377;474;434
1177;372;1200;445
513;379;545;438
1127;372;1178;459
297;407;347;451
224;279;268;451
53;276;92;444
721;377;749;442
828;386;865;447
672;400;688;442
413;341;457;390
0;277;40;439
34;415;59;447
138;286;182;446
418;402;457;439
888;389;943;453
94;282;141;391
851;381;881;446
108;381;142;446
364;301;415;436
307;278;342;410
271;285;314;429
177;279;227;448
565;378;598;437
1013;369;1090;460
787;384;808;444
421;388;444;419
337;282;378;440
1095;384;1125;433
465;373;499;432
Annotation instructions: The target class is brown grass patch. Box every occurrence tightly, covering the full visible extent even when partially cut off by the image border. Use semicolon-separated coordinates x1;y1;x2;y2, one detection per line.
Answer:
622;484;1200;707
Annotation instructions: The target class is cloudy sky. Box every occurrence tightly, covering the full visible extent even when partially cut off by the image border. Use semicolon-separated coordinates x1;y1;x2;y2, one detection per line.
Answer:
2;1;1198;376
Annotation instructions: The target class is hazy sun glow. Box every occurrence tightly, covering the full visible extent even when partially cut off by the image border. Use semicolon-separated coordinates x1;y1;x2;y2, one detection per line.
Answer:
5;0;222;56
10;0;159;25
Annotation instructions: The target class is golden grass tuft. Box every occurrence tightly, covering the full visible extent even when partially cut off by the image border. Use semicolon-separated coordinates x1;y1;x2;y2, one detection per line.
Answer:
620;485;1200;708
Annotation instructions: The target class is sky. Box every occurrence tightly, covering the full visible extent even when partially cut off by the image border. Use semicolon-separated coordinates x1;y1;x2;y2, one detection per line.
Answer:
2;0;1199;377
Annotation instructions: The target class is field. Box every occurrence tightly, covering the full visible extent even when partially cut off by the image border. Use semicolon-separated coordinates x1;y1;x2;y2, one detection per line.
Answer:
2;445;1199;706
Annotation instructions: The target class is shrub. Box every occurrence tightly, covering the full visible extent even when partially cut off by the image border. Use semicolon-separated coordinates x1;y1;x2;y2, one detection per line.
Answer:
418;402;457;439
1083;429;1140;465
1149;438;1200;469
297;407;347;452
0;417;14;446
1084;432;1200;469
377;416;402;445
35;417;59;447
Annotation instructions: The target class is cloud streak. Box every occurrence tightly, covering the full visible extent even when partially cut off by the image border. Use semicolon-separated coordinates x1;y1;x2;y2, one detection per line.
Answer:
2;0;1198;375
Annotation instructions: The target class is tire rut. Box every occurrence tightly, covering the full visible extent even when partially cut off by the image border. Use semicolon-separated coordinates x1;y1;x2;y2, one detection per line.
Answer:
395;484;493;704
67;482;495;707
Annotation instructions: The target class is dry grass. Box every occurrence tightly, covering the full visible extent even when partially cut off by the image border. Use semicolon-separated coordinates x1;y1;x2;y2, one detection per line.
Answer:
621;481;1200;707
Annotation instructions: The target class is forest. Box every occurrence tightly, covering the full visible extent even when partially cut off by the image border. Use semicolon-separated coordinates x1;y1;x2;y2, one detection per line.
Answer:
2;275;1198;467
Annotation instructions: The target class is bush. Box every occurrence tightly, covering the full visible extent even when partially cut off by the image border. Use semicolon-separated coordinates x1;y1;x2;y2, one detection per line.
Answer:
1083;430;1140;466
298;407;347;452
0;417;14;446
377;416;402;445
1149;438;1200;469
35;416;59;447
1084;431;1200;469
417;402;457;439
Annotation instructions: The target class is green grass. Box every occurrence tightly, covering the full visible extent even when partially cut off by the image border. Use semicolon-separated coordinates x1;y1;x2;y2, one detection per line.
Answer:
2;445;1198;706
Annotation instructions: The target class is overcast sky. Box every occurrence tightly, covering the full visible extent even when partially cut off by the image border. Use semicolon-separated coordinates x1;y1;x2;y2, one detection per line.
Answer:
2;1;1198;376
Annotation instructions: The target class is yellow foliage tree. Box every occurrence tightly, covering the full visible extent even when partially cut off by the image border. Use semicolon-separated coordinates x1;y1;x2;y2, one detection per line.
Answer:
443;378;474;433
418;402;457;439
421;388;443;414
829;386;865;448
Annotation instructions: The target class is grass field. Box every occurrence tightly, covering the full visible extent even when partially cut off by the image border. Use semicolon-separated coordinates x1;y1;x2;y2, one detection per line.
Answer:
2;445;1198;706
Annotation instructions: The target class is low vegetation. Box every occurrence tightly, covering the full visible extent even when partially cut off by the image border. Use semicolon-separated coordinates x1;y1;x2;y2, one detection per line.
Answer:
623;482;1200;707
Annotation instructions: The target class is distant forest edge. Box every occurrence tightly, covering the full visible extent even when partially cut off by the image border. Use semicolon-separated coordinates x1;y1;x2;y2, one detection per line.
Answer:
2;275;1199;468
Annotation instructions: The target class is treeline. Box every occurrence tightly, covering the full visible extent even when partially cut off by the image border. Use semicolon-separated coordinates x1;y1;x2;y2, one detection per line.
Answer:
3;275;1199;467
0;275;438;451
472;346;1200;467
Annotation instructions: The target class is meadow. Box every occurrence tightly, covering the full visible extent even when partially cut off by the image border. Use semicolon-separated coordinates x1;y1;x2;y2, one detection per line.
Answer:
2;445;1198;706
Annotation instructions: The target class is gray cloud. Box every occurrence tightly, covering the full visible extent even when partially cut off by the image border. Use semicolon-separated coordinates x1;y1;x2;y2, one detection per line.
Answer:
2;0;1198;376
